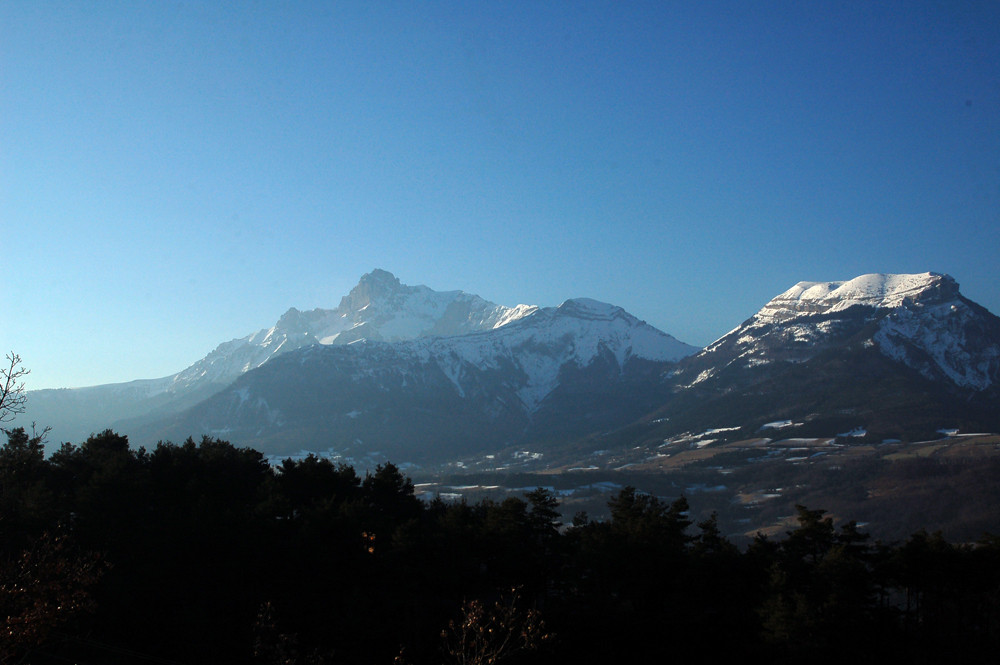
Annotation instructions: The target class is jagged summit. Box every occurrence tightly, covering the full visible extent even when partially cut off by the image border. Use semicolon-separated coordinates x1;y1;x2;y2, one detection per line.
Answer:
168;271;538;391
361;267;402;286
338;269;406;311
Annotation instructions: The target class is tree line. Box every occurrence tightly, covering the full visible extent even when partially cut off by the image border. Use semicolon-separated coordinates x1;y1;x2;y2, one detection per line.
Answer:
2;427;1000;664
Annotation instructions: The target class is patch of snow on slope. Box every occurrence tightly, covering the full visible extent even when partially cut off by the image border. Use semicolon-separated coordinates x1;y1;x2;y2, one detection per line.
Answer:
493;304;539;328
436;353;467;398
687;369;715;387
514;352;568;410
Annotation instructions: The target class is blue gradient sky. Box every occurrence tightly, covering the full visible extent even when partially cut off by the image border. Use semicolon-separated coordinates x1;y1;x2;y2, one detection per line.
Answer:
3;1;998;389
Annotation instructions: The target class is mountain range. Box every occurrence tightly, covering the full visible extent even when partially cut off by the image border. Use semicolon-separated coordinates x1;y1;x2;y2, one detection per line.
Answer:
21;270;1000;471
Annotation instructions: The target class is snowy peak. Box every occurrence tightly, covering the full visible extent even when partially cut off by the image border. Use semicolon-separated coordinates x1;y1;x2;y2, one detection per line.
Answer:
759;272;957;323
697;271;999;392
791;272;956;306
256;294;698;418
167;271;539;394
874;291;1000;391
322;269;536;344
170;324;319;392
525;298;698;366
448;298;698;410
555;298;628;321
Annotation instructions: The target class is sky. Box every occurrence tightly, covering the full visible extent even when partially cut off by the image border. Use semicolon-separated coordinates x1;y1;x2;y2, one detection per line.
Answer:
2;1;998;390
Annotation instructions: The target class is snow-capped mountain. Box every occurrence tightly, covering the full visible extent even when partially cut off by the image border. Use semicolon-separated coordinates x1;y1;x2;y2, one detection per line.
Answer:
694;272;999;390
168;268;537;393
648;272;1000;444
136;297;698;463
22;270;538;446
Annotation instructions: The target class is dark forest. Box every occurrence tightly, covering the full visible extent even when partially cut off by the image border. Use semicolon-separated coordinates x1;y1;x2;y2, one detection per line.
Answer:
3;428;999;664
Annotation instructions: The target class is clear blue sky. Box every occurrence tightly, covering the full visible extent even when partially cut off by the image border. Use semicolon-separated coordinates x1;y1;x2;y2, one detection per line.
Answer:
3;1;998;389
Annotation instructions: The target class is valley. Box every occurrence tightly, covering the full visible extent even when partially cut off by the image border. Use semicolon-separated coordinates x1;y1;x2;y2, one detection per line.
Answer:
408;431;1000;544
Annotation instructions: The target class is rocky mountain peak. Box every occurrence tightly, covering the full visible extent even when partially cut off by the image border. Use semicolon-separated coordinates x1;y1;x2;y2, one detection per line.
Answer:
339;269;406;311
274;307;315;335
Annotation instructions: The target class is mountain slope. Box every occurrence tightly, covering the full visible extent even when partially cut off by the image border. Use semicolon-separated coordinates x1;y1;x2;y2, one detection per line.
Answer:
136;298;698;464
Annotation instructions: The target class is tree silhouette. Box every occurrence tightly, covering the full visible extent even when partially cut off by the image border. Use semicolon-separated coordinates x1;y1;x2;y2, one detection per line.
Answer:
0;352;29;424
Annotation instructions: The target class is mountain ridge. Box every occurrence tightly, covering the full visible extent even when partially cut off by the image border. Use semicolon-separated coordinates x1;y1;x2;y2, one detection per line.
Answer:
18;269;999;469
132;292;698;462
20;270;692;449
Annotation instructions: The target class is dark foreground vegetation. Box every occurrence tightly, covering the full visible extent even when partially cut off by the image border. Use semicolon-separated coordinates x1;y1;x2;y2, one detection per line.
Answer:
3;428;1000;664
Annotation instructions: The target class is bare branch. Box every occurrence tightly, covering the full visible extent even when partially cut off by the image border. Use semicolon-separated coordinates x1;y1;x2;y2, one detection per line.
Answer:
441;587;553;665
0;352;29;424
